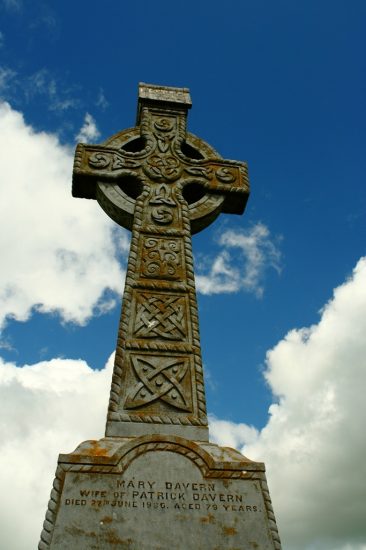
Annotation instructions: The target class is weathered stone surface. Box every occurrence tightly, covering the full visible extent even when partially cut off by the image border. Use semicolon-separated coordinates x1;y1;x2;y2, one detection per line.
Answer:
40;436;281;550
39;84;281;548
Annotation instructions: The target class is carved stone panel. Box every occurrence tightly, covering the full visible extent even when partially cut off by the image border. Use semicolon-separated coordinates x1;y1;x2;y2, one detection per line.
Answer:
122;352;193;413
143;154;182;181
150;207;171;226
131;291;189;342
140;236;184;281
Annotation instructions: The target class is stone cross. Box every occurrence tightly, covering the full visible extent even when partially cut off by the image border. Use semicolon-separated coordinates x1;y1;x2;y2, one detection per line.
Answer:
72;83;250;441
40;84;282;550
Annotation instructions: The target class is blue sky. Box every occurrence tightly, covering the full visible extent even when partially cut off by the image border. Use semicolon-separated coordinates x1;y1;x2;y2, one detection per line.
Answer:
0;1;365;549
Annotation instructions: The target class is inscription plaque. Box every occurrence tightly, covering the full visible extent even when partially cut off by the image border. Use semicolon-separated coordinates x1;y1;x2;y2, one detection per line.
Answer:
46;437;279;550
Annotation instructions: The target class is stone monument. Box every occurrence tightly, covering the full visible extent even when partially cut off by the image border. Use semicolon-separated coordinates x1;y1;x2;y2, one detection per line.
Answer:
39;83;281;549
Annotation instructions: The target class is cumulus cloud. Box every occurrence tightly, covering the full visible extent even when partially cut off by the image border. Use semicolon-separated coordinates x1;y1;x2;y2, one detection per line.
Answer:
210;257;366;550
0;354;112;550
0;101;127;329
209;416;259;449
75;112;100;143
195;222;281;296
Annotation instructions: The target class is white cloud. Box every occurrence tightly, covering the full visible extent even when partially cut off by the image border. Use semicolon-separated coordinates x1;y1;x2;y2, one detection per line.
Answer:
0;354;112;550
0;65;16;93
25;69;80;112
0;101;127;329
210;257;366;550
96;88;109;110
195;222;281;296
75;112;100;143
209;416;259;449
2;0;22;11
0;67;81;113
26;69;56;99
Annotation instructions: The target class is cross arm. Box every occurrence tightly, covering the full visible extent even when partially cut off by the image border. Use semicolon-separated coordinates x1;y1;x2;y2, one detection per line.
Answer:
72;143;142;199
183;158;250;215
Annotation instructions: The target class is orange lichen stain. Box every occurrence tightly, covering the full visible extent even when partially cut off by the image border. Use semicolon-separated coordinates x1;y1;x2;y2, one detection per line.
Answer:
222;526;238;536
89;441;109;457
65;525;90;537
200;513;216;525
105;531;133;545
100;516;113;524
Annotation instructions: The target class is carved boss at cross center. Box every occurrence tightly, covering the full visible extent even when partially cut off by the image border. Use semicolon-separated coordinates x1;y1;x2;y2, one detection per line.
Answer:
72;83;249;440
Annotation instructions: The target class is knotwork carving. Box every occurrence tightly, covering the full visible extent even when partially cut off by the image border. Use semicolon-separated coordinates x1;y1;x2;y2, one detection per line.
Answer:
154;117;175;132
88;152;110;168
141;237;182;280
184;165;237;184
151;206;174;225
215;166;236;183
143;154;182;181
184;166;213;180
88;152;140;171
133;294;186;340
157;139;170;153
125;355;191;411
153;117;176;153
149;184;176;206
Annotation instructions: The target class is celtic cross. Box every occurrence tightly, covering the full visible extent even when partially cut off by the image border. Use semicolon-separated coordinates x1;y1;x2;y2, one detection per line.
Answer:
72;83;249;441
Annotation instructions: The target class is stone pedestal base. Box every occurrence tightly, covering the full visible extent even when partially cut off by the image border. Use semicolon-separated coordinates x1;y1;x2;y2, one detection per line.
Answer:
39;435;281;549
